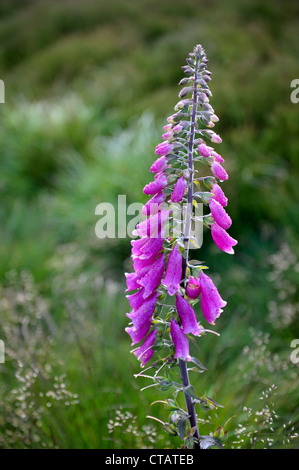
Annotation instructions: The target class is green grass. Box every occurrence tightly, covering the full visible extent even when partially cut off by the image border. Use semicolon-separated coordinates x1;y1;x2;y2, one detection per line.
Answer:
0;0;298;449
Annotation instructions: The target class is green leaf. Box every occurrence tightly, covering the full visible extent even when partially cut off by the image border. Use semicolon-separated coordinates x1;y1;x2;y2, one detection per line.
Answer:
166;398;180;411
184;435;194;449
177;416;188;441
205;396;223;408
201;176;216;189
163;422;177;436
157;378;174;391
203;216;214;227
188;259;205;267
183;384;200;400
194;191;213;204
187;367;205;374
190;356;207;371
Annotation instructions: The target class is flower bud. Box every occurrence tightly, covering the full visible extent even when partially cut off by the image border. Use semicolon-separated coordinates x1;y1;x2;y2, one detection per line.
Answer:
155;141;174;156
179;87;191;98
198;143;211;158
170;319;191;361
211;162;228;181
174;99;190;111
170;175;187;203
186;277;201;299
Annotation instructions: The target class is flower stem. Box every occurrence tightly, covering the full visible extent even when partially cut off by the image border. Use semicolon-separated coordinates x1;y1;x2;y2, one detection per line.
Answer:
179;50;200;444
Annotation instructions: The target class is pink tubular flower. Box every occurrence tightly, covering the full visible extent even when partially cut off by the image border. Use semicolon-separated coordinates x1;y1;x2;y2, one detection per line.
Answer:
211;162;228;181
170;175;187;203
127;292;159;327
211;133;222;144
162;244;182;296
211;222;238;255
138;237;164;260
126;287;147;310
155;141;174;156
198;143;211;158
211;183;228;207
125;318;152;345
162;131;172;140
150;156;168;174
133;252;158;271
125;272;141;292
138;253;165;299
209;198;232;230
176;294;202;336
133;329;157;367
163;123;172;132
170;319;191;361
173;124;183;134
131;237;148;256
134;209;170;238
142;192;166;216
185;276;201;300
211;114;219;123
125;265;151;292
212;151;224;164
143;174;168;196
200;271;226;324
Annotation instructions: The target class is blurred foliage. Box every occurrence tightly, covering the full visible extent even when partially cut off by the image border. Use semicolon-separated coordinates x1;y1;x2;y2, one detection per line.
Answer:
0;0;298;449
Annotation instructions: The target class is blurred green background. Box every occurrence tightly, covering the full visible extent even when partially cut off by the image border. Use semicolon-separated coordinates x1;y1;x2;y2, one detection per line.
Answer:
0;0;298;449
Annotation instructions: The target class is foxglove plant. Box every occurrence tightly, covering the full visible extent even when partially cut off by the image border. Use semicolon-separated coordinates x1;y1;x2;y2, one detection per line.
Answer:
125;44;237;449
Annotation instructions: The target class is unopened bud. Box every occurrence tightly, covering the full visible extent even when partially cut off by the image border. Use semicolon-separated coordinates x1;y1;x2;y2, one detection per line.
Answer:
174;99;190;111
178;77;190;86
167;112;183;123
211;114;219;123
179;87;192;98
198;93;209;103
182;66;194;75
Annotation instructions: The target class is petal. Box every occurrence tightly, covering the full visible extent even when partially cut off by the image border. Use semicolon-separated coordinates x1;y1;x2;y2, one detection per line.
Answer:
125;317;152;345
211;222;238;255
142;192;166;216
209;198;232;230
198;143;211;158
133;329;157;366
133;253;160;271
143;174;168;196
176;294;202;336
211;162;228;181
138;254;165;299
134;209;170;238
185;277;201;300
211;183;228;207
170;319;191;361
127;291;159;327
155;142;174;156
150;156;167;174
138;236;164;260
125;265;151;292
126;287;147;310
162;244;182;296
170;176;187;203
211;151;224;164
200;271;226;324
131;237;148;256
